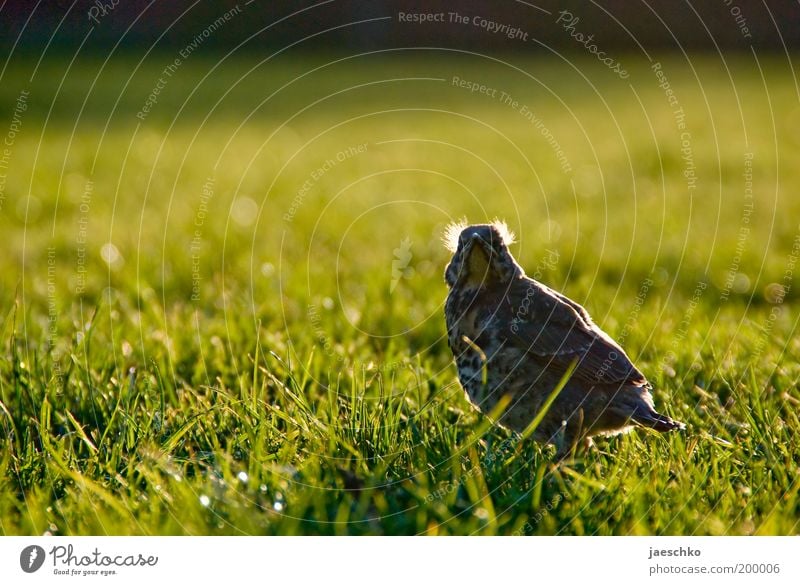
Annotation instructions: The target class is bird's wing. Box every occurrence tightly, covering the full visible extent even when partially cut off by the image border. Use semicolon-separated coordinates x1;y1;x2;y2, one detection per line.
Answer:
504;278;647;386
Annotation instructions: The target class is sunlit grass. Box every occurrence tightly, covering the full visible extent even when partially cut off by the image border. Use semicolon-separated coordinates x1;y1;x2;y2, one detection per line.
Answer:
0;53;798;535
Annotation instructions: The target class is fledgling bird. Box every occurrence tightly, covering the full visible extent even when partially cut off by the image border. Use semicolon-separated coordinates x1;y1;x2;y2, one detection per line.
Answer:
443;220;684;458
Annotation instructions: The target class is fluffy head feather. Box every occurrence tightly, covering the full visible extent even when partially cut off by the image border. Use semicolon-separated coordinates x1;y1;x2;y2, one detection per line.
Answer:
442;219;516;252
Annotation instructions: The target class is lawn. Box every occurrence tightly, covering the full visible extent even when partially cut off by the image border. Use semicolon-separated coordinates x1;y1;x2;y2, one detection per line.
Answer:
0;51;798;535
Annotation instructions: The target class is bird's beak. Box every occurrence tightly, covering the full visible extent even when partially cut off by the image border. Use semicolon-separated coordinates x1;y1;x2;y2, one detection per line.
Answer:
470;233;493;256
457;234;492;287
457;234;475;256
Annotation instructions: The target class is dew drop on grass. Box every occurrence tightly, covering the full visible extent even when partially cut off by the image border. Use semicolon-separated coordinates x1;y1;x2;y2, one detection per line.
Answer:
199;495;210;507
100;242;123;266
764;282;786;304
102;286;118;304
261;262;275;277
237;471;248;483
653;267;670;286
344;305;361;324
732;273;750;293
231;197;258;227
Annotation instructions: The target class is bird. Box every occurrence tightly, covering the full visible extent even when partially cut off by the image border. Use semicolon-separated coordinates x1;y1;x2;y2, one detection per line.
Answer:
442;220;684;458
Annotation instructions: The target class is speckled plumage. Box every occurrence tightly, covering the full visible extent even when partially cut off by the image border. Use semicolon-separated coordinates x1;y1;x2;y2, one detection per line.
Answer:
443;222;684;457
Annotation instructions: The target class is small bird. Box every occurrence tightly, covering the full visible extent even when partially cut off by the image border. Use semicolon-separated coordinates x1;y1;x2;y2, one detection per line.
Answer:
443;220;684;458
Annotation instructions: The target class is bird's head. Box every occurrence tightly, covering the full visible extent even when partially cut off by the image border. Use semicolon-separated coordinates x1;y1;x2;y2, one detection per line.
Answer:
443;220;523;289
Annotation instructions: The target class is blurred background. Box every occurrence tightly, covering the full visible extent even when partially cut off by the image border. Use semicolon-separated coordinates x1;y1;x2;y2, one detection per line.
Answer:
2;1;798;332
5;1;800;51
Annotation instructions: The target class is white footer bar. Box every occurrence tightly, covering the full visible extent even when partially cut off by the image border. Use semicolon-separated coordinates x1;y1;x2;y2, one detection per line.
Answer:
1;536;796;584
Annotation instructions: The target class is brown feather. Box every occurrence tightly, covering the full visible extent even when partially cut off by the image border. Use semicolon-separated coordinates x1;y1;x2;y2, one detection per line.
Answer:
443;222;684;457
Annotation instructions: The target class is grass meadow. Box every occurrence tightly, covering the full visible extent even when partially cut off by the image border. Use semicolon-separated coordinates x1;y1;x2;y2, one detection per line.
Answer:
1;52;799;535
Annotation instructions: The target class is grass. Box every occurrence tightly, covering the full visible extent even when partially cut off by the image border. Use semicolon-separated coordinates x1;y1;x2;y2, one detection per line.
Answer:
1;51;799;535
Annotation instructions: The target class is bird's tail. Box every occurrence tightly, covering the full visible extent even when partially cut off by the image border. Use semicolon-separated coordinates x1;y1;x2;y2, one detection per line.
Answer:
632;408;686;432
